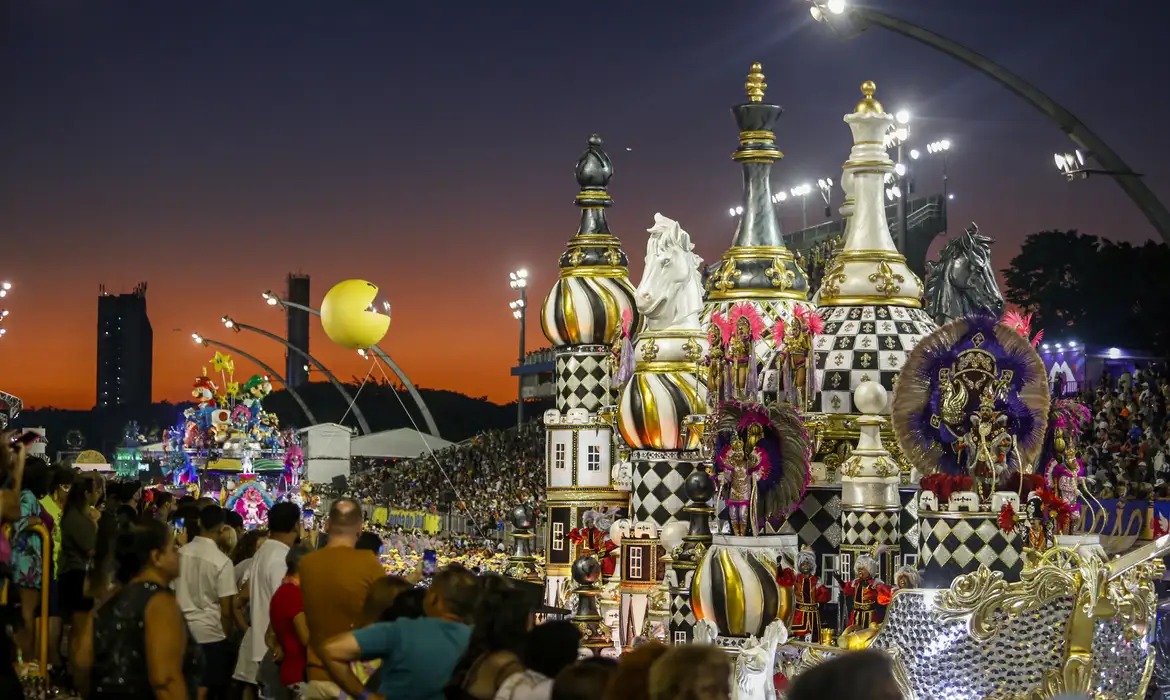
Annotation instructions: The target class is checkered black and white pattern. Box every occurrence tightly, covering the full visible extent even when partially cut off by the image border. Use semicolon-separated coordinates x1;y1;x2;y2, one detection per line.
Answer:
918;513;1023;588
841;509;900;547
670;592;696;643
900;489;919;557
556;347;610;413
632;456;702;528
784;487;844;551
811;305;937;414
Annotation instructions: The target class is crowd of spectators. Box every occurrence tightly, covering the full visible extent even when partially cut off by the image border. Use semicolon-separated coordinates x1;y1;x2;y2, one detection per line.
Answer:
343;423;546;534
797;234;844;296
1078;366;1170;500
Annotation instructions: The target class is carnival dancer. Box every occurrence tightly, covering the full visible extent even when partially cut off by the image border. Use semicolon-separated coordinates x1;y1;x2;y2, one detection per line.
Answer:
703;320;727;406
877;565;919;607
1045;427;1084;534
717;433;762;536
777;306;822;410
839;552;883;629
777;549;830;641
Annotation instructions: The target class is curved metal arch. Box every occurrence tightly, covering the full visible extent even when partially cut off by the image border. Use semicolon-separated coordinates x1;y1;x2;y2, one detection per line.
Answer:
272;300;442;438
197;336;318;426
824;5;1170;245
231;321;372;435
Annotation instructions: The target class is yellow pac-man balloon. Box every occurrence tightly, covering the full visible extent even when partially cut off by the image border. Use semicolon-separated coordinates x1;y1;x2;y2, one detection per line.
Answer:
320;279;391;349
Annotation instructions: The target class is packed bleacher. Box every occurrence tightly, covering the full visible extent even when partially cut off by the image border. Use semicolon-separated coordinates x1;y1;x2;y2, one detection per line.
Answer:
1078;366;1170;500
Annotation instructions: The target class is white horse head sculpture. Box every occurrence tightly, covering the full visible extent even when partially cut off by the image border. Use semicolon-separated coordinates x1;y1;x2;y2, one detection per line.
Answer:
733;619;788;700
636;213;704;332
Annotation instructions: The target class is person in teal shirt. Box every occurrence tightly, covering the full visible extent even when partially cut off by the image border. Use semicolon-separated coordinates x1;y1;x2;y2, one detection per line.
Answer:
321;565;478;700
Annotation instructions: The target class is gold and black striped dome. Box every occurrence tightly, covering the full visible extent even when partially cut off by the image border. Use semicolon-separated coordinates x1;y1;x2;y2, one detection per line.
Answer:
692;542;791;637
540;135;640;348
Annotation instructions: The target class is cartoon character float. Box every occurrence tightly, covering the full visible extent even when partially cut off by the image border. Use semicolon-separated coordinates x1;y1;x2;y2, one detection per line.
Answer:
165;351;302;491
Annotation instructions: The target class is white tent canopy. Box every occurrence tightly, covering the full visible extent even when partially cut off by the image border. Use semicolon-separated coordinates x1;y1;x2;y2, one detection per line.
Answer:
350;428;453;459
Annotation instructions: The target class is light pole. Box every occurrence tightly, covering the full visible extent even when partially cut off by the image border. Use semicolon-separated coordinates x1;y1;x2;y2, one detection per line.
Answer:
790;183;813;229
0;281;12;339
816;178;834;218
805;0;1170;245
926;139;952;199
221;315;372;434
260;291;442;438
190;332;317;424
885;110;911;252
509;269;528;429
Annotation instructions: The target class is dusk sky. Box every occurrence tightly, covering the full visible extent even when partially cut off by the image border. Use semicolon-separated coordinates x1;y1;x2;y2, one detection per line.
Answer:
3;1;1168;410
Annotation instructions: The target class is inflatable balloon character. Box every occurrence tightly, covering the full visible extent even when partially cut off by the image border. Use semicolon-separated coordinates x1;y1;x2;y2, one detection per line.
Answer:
320;279;391;349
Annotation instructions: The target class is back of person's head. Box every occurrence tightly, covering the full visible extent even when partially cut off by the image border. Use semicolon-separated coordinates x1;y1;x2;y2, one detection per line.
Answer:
268;501;302;535
426;563;479;622
48;466;74;498
199;504;226;534
285;545;308;577
362;575;412;625
356;530;383;553
326;497;363;537
22;457;51;498
606;641;668;700
381;587;425;622
554;659;619;700
224;509;244;531
470;585;531;653
177;495;195;507
215;523;238;555
785;649;900;700
523;620;581;679
113;518;177;585
233;529;267;565
153;490;174;511
647;644;730;700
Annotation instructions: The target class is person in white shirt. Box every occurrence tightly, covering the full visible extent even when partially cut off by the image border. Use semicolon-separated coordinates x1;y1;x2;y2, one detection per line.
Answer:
250;502;302;692
175;505;238;700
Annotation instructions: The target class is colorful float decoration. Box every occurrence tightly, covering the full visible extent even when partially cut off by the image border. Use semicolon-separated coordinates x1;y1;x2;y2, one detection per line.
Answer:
164;351;302;488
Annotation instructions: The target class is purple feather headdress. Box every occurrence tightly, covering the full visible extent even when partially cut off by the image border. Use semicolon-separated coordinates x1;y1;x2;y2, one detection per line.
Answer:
892;312;1051;476
1036;398;1091;473
712;401;810;521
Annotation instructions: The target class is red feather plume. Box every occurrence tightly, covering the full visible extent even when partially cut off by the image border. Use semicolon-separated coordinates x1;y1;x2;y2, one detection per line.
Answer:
771;318;786;342
794;305;825;335
729;302;766;340
710;311;733;345
621;307;633;338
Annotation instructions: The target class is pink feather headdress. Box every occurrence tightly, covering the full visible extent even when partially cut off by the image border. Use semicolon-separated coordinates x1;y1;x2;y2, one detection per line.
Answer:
728;302;766;340
1002;310;1043;348
771;317;786;343
793;305;825;336
709;311;733;346
621;308;633;338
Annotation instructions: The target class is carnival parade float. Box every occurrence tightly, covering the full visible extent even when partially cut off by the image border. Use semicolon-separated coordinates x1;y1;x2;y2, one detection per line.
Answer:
158;350;305;527
529;65;1166;699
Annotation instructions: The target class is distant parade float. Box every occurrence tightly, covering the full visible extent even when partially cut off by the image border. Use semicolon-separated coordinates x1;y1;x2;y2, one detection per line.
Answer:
532;67;1166;699
162;350;304;526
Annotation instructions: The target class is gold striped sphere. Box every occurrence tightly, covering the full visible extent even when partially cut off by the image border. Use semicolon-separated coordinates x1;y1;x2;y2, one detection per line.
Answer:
692;544;791;637
541;275;639;347
617;369;707;451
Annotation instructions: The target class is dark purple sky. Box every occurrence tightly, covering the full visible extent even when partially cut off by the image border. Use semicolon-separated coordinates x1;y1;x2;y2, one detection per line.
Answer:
2;0;1167;408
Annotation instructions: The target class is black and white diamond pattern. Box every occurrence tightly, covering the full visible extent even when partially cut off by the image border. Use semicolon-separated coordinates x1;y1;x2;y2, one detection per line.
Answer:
812;305;937;414
900;489;919;556
841;509;899;547
785;488;843;551
556;348;609;413
670;593;695;642
632;458;702;527
918;513;1022;588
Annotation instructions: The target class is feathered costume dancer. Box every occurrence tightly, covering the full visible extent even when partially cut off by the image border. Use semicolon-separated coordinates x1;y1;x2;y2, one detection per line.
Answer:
724;303;765;401
892;312;1050;502
712;402;811;536
773;306;824;409
611;308;636;388
1002;310;1043;348
1040;399;1090;532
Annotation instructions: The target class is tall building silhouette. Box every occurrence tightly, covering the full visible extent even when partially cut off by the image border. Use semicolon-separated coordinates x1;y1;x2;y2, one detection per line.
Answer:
286;273;310;388
96;283;153;408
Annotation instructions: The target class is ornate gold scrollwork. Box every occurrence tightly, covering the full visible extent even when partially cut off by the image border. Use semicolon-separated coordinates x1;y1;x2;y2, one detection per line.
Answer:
604;248;622;266
566;248;586;266
934;562;1077;642
868;260;905;297
820;260;847;298
682;337;702;363
713;259;740;292
640;338;660;362
764;256;796;290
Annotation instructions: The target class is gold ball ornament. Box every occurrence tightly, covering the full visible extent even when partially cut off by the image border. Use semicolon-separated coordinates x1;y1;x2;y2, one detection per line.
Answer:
320;279;391;350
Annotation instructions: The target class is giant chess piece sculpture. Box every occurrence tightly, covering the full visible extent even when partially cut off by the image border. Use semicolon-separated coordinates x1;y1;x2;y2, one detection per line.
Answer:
540;136;638;606
616;213;709;528
504;504;542;582
668;470;715;644
703;63;813;400
836;381;901;581
569;554;613;656
923;222;1006;326
812;81;936;417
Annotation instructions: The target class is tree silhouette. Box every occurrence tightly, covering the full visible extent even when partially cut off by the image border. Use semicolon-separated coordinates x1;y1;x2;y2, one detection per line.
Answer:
1003;230;1170;352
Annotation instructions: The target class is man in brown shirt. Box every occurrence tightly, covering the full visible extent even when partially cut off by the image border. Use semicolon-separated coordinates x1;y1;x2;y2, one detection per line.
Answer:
299;497;384;698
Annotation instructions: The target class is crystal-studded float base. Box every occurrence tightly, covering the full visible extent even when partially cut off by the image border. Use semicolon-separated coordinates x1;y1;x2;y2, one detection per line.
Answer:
918;512;1022;588
811;304;936;415
871;590;1072;699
